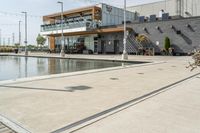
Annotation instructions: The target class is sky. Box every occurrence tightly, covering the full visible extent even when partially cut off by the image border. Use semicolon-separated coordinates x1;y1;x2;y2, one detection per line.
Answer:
0;0;162;45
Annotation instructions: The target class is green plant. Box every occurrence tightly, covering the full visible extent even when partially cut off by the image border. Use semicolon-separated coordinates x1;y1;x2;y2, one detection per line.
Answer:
136;34;151;44
187;51;200;71
164;37;171;52
36;34;46;46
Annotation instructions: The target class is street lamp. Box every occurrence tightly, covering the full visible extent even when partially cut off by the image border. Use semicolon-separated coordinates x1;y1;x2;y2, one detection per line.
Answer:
19;21;21;46
22;11;28;56
57;1;65;57
0;29;1;45
122;0;128;60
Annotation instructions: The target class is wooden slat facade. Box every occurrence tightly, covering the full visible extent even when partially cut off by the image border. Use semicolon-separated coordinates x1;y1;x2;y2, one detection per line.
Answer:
43;6;101;22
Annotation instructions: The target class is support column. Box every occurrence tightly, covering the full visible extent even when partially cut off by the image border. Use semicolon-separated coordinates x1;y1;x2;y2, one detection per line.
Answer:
49;36;55;50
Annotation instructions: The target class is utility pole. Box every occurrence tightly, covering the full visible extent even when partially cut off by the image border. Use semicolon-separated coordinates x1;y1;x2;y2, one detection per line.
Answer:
19;21;21;46
22;11;28;56
8;38;10;45
0;29;1;45
122;0;128;60
12;33;15;45
3;38;5;45
57;1;65;57
192;0;194;16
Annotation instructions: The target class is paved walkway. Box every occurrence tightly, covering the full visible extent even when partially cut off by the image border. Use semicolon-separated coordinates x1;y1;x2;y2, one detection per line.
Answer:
0;53;199;133
73;75;200;133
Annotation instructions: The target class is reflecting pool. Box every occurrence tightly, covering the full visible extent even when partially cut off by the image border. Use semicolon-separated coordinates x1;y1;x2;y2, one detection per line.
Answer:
0;56;141;81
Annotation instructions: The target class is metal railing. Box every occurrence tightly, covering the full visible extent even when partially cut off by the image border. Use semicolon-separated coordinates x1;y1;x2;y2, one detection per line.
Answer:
41;21;94;32
126;31;144;54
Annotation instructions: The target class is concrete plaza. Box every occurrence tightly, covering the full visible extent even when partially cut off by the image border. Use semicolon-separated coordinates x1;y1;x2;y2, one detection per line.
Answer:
0;53;200;133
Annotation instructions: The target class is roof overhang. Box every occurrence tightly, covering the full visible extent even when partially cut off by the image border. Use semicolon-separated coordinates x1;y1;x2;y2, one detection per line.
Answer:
46;26;133;37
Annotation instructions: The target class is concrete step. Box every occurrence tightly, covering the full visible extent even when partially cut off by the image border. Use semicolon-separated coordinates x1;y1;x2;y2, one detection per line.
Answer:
0;122;16;133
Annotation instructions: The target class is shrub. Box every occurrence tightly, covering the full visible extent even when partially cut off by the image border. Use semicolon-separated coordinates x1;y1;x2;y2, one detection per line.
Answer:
164;37;171;52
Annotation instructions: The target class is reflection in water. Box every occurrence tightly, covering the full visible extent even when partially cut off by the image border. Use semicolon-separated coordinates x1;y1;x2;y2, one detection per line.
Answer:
0;56;134;81
25;57;28;78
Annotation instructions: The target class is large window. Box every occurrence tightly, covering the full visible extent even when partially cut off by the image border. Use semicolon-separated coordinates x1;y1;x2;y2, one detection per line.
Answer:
55;35;96;53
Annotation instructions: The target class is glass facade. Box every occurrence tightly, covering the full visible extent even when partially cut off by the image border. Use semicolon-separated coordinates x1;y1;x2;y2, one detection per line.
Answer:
54;35;96;53
41;14;95;32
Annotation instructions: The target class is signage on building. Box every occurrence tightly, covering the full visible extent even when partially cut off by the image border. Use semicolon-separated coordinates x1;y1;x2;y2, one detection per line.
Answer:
106;5;112;13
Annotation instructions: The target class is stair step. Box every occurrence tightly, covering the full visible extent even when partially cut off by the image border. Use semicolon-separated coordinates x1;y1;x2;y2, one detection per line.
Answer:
0;123;16;133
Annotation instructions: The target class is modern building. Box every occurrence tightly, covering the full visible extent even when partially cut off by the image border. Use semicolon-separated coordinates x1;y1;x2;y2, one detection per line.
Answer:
41;3;136;54
127;0;200;18
41;2;200;55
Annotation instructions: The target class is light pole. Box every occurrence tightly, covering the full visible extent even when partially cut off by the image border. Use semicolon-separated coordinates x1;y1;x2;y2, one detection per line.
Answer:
122;0;128;60
57;1;65;57
0;29;1;45
22;11;28;56
19;21;21;46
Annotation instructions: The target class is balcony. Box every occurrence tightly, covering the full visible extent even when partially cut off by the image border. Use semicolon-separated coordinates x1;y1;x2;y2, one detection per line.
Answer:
40;19;100;36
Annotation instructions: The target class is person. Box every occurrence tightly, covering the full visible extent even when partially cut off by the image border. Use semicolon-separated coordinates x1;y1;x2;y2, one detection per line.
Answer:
14;48;18;54
161;49;166;55
169;47;172;56
47;49;51;54
171;47;175;56
142;48;146;55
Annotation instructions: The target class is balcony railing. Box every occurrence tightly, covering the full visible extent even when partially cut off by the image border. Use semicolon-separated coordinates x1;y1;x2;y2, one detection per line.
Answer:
41;21;94;32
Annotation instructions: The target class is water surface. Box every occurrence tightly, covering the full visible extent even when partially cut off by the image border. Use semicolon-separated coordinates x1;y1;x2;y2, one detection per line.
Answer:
0;56;136;81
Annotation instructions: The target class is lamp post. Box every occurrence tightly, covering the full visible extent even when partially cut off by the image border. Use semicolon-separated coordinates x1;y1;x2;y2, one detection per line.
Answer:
19;21;21;46
0;29;1;45
57;1;65;57
122;0;128;60
22;11;28;56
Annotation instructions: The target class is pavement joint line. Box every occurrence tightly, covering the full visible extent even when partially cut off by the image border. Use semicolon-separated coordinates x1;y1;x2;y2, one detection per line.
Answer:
51;72;200;133
0;85;69;92
0;59;165;86
68;76;193;133
0;114;31;133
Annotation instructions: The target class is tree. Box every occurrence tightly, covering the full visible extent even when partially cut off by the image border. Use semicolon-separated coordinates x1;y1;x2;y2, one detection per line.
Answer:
164;37;171;51
136;34;151;44
36;34;46;46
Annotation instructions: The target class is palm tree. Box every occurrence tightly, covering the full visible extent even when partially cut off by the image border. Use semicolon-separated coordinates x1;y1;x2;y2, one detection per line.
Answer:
136;34;151;44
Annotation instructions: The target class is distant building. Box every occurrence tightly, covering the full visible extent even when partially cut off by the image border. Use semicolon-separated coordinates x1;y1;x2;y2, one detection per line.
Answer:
41;2;200;55
127;0;200;18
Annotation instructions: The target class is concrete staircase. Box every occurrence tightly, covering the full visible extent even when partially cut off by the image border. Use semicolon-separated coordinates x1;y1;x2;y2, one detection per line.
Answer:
126;31;143;54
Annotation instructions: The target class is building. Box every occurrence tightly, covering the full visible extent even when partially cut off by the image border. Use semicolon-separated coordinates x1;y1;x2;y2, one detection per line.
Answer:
41;2;200;55
127;0;200;18
41;3;136;54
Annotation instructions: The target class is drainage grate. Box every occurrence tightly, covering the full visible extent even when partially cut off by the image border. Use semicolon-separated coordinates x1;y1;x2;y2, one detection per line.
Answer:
110;78;119;80
64;85;92;92
0;122;16;133
137;73;144;75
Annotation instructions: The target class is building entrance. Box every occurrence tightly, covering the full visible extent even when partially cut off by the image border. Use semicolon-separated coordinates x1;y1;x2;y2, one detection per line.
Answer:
114;40;119;54
101;41;105;54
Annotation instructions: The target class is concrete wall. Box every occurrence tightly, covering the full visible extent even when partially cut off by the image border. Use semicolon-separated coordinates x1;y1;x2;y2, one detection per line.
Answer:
130;17;200;54
127;0;200;18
